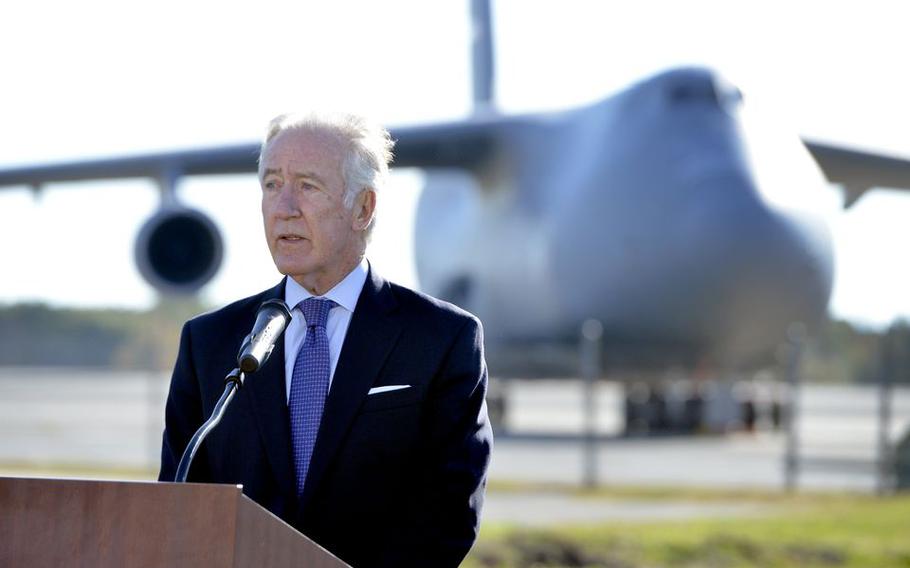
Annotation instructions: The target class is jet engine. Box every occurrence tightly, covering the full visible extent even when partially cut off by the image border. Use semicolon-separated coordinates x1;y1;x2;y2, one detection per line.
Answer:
134;206;223;295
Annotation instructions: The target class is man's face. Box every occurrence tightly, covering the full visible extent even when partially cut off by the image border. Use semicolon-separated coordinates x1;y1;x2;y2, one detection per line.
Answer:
260;128;368;291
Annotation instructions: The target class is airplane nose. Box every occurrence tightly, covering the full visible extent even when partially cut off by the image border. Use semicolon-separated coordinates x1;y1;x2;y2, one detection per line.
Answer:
675;174;834;359
549;169;833;362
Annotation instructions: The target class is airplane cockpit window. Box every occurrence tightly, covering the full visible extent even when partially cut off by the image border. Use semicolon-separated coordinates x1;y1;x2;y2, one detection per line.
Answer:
668;82;719;104
667;78;742;111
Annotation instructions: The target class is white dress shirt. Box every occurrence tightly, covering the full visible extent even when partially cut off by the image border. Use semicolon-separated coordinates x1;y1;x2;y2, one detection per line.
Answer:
283;259;369;402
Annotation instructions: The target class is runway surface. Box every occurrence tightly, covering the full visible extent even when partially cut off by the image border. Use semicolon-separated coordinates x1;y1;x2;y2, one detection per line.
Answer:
1;368;908;495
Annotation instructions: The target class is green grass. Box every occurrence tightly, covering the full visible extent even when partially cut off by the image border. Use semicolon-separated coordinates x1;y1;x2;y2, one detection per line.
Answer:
5;465;907;567
486;479;853;504
467;490;910;568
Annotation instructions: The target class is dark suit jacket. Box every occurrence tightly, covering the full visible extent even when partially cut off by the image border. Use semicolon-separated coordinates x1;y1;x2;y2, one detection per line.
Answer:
159;267;493;568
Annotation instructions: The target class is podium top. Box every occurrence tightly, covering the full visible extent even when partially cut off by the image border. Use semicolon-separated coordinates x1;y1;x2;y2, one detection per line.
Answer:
0;476;349;568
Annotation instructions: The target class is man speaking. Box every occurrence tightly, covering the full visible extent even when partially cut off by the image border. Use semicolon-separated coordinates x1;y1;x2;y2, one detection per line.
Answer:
159;112;493;567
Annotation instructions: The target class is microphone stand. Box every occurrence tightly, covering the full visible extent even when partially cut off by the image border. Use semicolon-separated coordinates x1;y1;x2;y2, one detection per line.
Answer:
174;367;245;483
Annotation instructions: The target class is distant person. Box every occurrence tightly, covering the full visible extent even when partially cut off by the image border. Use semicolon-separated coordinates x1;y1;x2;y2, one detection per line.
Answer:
159;112;493;568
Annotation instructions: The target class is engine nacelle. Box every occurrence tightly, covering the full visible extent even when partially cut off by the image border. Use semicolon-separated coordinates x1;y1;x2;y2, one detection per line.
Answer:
134;207;223;295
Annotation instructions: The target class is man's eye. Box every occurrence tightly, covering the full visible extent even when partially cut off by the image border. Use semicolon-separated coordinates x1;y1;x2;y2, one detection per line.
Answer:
264;180;279;190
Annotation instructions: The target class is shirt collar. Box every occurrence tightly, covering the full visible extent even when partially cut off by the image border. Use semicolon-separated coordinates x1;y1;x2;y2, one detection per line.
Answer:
284;258;369;313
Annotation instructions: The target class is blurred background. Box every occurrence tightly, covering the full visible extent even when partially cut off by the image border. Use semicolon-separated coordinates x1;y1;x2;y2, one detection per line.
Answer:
2;1;910;566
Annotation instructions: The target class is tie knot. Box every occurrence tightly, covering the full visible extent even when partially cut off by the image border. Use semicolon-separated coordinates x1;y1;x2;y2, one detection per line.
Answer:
298;297;336;329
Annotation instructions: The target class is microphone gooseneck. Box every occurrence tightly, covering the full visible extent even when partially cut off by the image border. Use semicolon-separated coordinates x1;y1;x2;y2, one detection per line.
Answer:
175;300;292;483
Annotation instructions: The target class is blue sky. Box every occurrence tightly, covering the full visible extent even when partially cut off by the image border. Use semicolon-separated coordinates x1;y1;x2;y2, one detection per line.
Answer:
1;0;909;328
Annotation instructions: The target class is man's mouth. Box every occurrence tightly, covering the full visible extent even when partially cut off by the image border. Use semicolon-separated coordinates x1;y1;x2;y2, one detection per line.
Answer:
278;233;306;242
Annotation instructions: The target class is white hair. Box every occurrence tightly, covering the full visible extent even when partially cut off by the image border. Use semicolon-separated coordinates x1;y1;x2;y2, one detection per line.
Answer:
258;112;394;236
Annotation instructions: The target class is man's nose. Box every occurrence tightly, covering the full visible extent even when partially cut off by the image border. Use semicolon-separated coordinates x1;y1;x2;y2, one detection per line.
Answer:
275;186;302;218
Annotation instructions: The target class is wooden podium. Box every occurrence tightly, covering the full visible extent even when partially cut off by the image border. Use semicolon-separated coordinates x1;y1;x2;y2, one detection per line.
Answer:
0;477;350;567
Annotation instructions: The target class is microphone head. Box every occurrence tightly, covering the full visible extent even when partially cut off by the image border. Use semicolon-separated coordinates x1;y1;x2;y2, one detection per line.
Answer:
239;355;262;374
238;299;293;373
259;298;293;321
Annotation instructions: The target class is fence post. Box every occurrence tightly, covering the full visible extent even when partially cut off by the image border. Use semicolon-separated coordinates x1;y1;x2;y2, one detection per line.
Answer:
580;319;603;489
783;322;805;492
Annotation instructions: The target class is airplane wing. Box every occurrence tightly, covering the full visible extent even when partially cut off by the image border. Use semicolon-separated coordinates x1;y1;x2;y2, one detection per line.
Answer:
389;118;499;170
1;124;907;208
0;144;261;191
803;138;910;206
0;116;505;193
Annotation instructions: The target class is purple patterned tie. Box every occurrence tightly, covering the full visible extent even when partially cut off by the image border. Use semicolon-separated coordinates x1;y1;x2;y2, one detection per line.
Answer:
289;297;336;497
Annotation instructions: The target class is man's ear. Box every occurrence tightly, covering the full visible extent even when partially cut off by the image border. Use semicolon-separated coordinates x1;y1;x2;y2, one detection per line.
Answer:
352;189;376;231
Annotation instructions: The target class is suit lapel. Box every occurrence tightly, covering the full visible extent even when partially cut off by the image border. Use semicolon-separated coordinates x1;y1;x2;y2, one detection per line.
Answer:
241;279;296;502
300;267;402;510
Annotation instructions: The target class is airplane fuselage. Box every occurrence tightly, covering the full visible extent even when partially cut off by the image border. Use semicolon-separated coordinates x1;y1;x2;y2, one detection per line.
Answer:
415;68;834;370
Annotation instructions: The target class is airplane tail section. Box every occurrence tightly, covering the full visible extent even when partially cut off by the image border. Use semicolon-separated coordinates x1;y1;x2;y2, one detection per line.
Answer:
471;0;496;112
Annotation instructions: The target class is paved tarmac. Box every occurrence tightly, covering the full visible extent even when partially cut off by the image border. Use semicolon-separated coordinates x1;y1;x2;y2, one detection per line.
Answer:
1;368;908;527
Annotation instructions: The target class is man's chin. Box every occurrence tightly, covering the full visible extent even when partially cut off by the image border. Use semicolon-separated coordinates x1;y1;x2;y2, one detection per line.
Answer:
274;261;315;280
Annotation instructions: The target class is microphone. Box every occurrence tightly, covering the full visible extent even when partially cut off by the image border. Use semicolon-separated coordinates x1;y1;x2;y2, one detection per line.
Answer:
176;299;291;482
237;299;293;373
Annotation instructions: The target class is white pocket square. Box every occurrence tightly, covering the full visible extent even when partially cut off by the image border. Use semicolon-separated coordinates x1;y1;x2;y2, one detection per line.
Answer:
367;385;412;395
